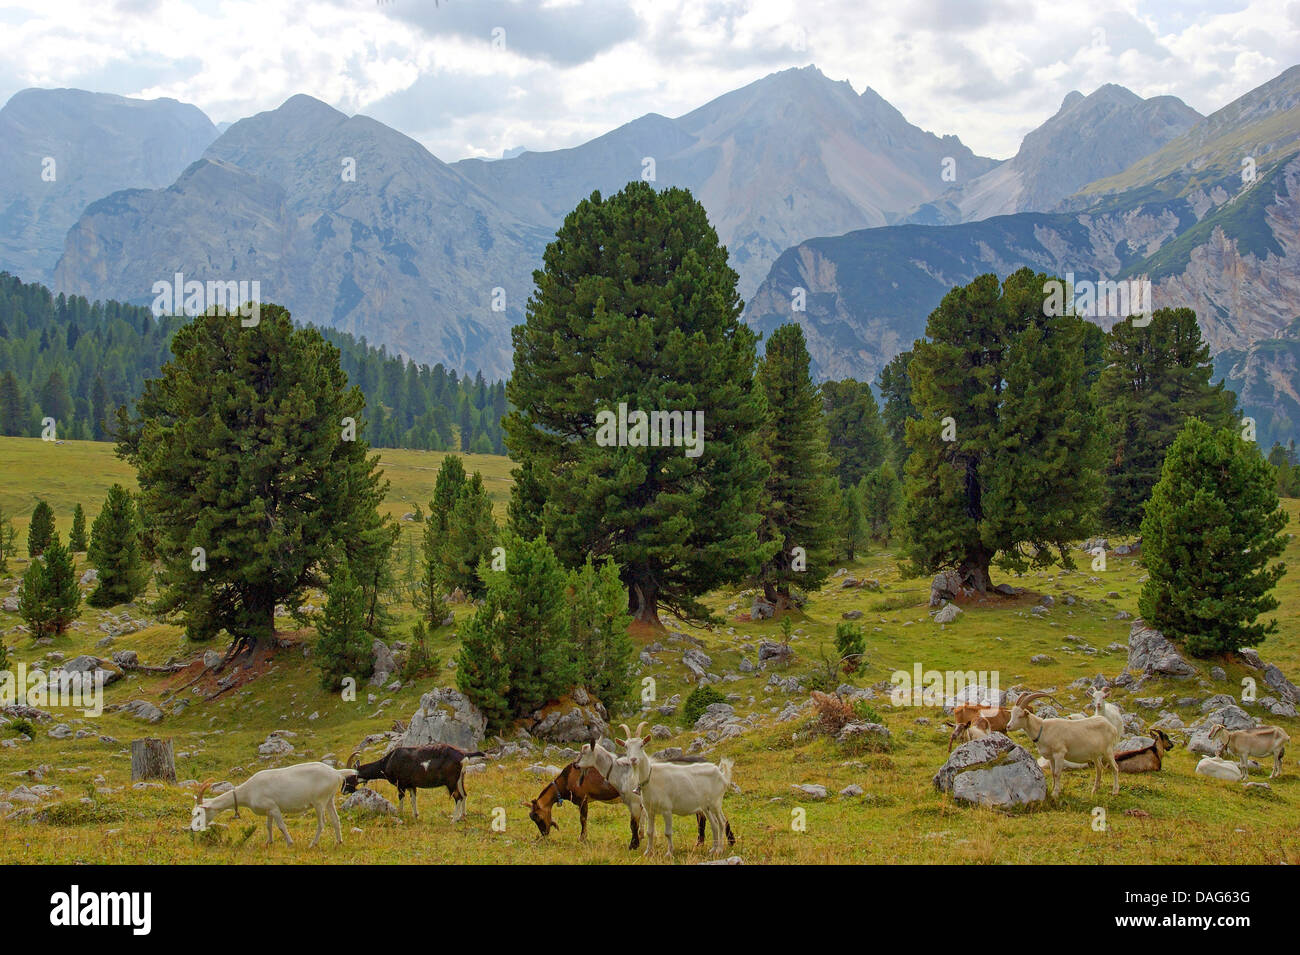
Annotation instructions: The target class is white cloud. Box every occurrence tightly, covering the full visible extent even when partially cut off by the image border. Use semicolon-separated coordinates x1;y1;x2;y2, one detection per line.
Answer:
0;0;1296;161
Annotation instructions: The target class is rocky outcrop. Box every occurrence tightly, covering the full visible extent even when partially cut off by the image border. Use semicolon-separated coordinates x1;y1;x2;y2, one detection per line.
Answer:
401;688;487;752
933;733;1047;807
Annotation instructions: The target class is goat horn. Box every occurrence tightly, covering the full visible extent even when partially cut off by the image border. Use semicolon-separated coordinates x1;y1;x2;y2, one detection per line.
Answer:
1013;690;1051;710
195;780;213;803
347;750;362;769
619;723;632;741
634;721;648;738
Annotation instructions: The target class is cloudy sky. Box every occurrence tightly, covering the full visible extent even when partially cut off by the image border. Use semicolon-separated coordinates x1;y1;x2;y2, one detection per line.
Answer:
0;0;1296;160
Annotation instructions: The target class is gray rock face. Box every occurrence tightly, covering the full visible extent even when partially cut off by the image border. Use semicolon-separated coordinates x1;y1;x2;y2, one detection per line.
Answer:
122;700;163;724
1201;705;1254;731
929;570;964;607
529;699;607;744
258;733;295;756
340;788;398;816
933;733;1047;807
682;648;712;679
758;640;792;664
751;598;775;621
693;703;736;733
837;722;890;746
369;640;397;687
1126;622;1197;678
0;88;218;281
402;688;488;752
933;603;962;624
1262;664;1299;705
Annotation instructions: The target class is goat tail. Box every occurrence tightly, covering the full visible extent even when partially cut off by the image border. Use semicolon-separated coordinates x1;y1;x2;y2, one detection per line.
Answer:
462;751;486;759
718;758;734;787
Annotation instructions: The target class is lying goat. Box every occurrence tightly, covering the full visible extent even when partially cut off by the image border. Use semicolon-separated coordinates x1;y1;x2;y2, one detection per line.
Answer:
192;761;358;847
614;722;734;857
526;760;719;848
1115;730;1175;774
1009;691;1121;797
343;743;485;821
1208;723;1290;778
1195;755;1247;781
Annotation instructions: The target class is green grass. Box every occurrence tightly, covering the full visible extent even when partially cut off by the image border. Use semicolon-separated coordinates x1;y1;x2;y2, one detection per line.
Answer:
2;437;1299;864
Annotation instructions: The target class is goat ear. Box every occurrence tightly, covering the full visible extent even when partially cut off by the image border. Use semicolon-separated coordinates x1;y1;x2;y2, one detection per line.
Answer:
641;734;652;745
614;737;625;746
520;800;532;808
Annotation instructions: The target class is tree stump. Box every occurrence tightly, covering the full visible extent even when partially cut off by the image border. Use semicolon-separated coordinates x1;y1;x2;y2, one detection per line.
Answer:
131;738;176;784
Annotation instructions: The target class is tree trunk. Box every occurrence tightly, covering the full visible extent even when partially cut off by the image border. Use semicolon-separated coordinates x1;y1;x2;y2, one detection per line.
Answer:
629;580;661;626
960;550;992;593
131;738;176;784
762;580;792;610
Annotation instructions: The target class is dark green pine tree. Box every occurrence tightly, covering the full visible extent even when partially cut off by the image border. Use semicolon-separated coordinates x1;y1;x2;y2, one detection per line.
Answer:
0;504;17;573
505;181;770;625
566;555;635;712
69;504;87;552
28;500;55;557
86;484;149;607
117;305;394;654
836;480;866;561
90;376;110;441
861;461;901;543
505;457;546;540
755;323;838;606
428;454;466;535
454;611;511;730
314;558;373;690
0;371;25;436
821;379;887;487
38;369;74;430
1139;418;1288;656
16;550;53;637
438;472;498;597
877;350;915;471
1094;309;1238;532
42;534;80;634
903;269;1103;591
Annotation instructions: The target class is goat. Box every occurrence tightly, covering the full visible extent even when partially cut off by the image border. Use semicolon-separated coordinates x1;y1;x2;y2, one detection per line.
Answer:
1008;690;1122;797
342;743;485;821
1195;756;1247;781
951;702;1013;733
1207;723;1290;778
1115;730;1175;774
946;716;993;753
191;761;358;847
1087;687;1123;735
526;760;719;848
610;722;733;857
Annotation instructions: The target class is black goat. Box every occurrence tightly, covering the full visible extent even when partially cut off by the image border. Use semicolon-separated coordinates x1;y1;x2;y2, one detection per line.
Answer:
343;743;485;821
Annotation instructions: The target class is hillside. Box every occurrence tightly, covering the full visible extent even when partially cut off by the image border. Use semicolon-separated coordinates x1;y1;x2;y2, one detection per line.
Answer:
2;438;1297;864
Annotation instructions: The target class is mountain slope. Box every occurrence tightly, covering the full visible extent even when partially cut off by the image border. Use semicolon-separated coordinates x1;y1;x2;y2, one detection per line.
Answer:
0;89;217;283
53;95;551;380
908;85;1201;225
746;65;1300;447
455;65;999;298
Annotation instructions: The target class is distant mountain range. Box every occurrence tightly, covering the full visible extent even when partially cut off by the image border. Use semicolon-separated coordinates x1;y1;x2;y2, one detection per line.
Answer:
745;64;1300;447
2;63;1299;444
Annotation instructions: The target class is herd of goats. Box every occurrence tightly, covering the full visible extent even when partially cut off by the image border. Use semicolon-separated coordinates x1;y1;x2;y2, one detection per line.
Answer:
186;687;1291;856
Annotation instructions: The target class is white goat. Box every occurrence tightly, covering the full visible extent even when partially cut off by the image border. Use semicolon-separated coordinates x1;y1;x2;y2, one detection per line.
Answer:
611;722;733;857
1208;724;1290;778
1008;691;1122;797
1195;755;1247;781
191;761;357;847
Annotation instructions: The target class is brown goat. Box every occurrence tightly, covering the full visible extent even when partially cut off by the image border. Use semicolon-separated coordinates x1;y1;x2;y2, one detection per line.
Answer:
526;760;732;849
1115;730;1176;773
947;716;993;753
951;703;1014;732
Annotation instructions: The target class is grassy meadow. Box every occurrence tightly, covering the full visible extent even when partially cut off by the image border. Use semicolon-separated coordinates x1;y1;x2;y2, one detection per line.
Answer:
1;437;1298;864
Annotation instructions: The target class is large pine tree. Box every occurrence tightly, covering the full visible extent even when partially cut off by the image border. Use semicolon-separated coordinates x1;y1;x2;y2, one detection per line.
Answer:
903;269;1103;591
69;503;87;552
42;535;80;633
86;484;149;607
755;323;838;605
437;472;498;597
505;182;770;625
314;558;373;690
1139;418;1287;656
117;305;394;654
1094;309;1237;531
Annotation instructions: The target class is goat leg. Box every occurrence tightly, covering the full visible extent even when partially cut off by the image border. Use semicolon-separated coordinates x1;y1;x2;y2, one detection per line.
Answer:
579;799;589;842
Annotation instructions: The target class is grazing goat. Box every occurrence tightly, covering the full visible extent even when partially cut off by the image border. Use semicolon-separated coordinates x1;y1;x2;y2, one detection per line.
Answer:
1115;730;1175;774
343;743;485;821
526;761;717;848
1195;756;1247;781
946;717;993;753
1208;723;1290;778
611;722;733;857
1008;691;1122;797
192;762;358;847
